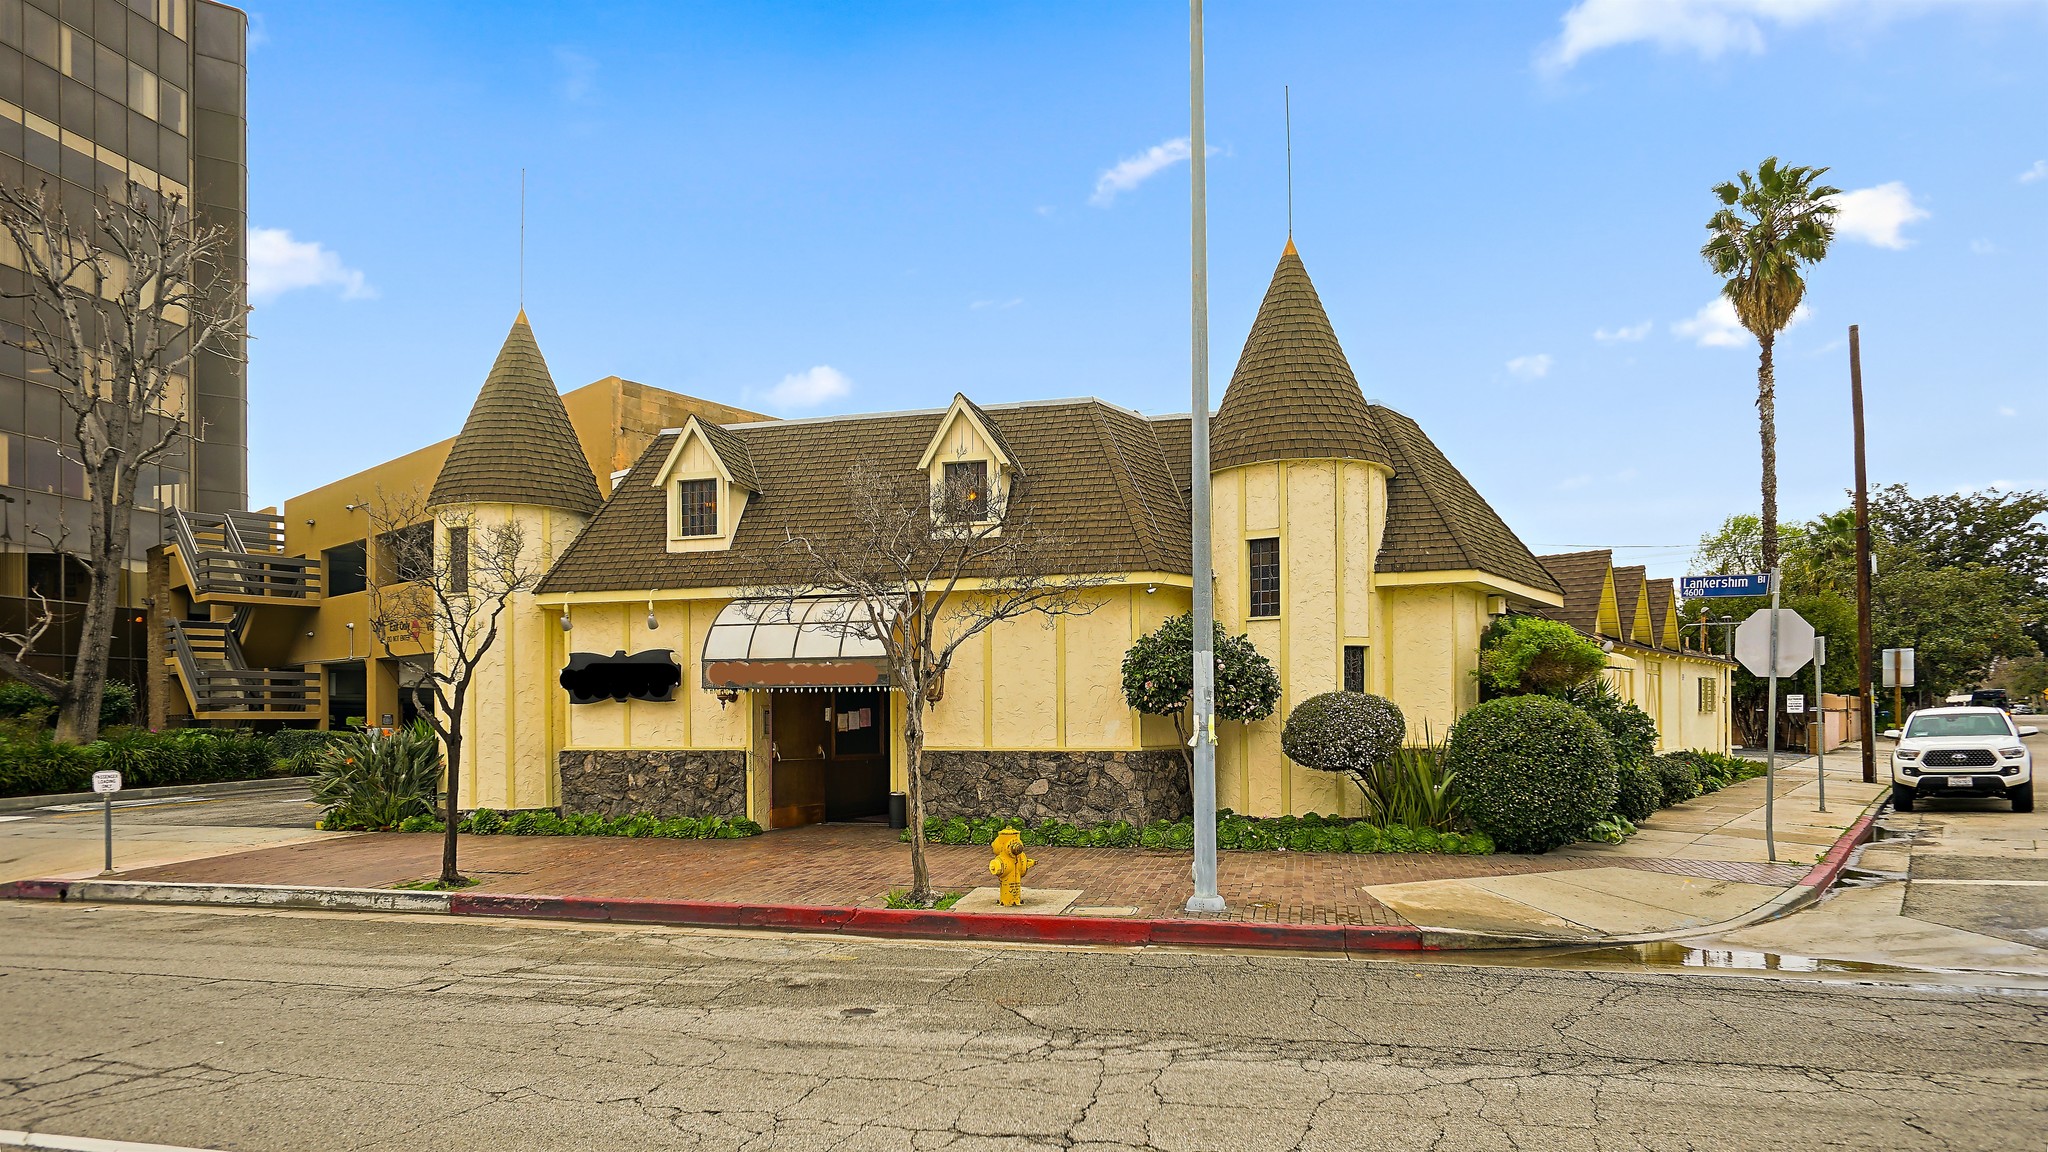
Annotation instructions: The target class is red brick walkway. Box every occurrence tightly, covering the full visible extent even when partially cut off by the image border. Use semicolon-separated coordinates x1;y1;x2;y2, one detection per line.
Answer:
120;823;1620;925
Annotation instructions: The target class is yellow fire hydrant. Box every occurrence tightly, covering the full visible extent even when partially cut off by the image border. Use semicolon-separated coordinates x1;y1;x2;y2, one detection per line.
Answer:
988;827;1034;906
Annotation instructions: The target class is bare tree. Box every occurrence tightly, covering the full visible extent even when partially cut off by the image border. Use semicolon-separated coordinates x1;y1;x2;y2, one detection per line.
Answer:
748;462;1111;904
0;181;247;742
365;489;543;885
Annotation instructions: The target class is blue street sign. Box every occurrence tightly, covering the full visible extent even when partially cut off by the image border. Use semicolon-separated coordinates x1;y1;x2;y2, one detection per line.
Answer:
1680;573;1772;599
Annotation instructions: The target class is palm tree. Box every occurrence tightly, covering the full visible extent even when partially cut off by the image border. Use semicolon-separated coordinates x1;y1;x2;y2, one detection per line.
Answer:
1703;157;1839;574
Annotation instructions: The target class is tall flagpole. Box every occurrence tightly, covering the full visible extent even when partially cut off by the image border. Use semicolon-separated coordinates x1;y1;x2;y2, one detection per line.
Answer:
1187;0;1223;913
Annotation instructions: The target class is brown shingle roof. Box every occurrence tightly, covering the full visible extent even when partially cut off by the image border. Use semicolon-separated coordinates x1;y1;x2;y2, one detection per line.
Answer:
1149;414;1192;498
1533;550;1613;634
430;313;603;516
692;419;760;492
538;399;1190;593
1612;565;1647;641
1210;242;1390;472
1373;406;1562;596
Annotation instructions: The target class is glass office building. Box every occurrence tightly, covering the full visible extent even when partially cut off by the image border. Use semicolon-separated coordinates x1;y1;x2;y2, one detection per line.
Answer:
0;0;245;688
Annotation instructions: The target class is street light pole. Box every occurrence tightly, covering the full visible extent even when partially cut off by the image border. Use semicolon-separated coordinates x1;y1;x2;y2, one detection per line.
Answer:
1186;0;1223;914
1850;325;1877;783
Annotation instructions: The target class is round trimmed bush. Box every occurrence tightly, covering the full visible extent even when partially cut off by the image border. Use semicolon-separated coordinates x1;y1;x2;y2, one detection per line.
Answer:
1444;695;1618;854
1648;755;1703;807
1613;760;1662;823
1281;691;1407;785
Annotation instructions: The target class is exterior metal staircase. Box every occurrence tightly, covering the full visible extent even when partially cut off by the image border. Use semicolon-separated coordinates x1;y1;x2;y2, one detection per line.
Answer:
163;509;323;719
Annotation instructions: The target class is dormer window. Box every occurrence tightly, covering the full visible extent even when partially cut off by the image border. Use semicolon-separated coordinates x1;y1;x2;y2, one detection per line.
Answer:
941;460;989;522
674;479;719;537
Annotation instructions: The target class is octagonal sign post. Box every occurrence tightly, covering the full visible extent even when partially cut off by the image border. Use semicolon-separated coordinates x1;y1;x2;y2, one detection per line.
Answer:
1728;575;1815;862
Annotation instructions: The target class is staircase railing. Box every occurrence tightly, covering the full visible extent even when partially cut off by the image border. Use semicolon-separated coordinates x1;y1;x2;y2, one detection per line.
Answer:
166;509;322;602
166;619;321;716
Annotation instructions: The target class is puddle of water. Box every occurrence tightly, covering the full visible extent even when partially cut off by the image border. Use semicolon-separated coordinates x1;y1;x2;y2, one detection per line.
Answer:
1532;941;1909;974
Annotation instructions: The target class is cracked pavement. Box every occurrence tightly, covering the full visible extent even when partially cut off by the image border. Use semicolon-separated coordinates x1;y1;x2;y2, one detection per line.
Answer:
2;903;2044;1150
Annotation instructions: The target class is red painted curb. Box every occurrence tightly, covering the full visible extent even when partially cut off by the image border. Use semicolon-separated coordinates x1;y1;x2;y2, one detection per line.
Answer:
0;878;69;900
450;890;1426;953
1798;804;1884;890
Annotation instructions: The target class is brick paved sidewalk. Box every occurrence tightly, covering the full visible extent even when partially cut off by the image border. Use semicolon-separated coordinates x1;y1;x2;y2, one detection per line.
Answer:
119;823;1620;925
112;756;1876;933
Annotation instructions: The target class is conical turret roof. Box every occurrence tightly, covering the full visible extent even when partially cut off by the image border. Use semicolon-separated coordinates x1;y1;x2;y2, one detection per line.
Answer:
429;312;603;516
1211;241;1389;471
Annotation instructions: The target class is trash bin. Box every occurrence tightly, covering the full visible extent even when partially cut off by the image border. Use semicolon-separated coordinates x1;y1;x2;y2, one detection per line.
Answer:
888;791;908;830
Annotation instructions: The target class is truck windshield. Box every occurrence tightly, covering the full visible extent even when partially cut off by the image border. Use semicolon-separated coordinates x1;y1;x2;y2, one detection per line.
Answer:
1905;714;2012;738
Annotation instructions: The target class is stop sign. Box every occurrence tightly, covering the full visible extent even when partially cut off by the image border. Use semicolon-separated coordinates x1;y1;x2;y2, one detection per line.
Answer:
1733;609;1816;678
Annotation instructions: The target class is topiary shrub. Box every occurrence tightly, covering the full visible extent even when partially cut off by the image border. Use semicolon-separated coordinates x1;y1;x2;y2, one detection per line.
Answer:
1280;691;1407;794
1121;613;1281;765
1613;760;1662;823
1444;695;1618;854
1475;615;1609;697
1647;755;1702;807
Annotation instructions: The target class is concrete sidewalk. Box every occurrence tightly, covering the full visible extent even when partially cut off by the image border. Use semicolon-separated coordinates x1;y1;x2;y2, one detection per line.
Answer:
0;780;341;885
1363;754;1885;942
3;755;1885;949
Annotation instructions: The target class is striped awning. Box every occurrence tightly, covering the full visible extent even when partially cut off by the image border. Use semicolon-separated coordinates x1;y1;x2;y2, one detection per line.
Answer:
700;597;895;691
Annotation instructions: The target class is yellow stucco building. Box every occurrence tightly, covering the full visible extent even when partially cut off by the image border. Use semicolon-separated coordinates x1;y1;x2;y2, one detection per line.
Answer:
407;242;1728;829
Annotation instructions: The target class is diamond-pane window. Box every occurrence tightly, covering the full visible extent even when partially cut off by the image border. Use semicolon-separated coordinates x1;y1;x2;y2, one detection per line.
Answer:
1343;645;1365;692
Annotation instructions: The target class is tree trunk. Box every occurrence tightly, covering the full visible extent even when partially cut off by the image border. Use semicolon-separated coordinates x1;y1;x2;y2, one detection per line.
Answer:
1756;333;1779;574
902;704;931;904
54;531;130;745
441;730;464;885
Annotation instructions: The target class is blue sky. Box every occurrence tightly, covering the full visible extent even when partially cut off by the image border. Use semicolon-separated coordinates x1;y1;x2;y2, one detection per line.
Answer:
245;0;2048;577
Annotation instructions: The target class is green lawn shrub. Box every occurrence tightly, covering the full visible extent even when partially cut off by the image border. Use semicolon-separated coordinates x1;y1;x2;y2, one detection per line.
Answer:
1281;691;1408;785
1561;678;1658;769
1647;755;1703;807
1445;695;1618;854
1613;760;1663;823
1475;615;1609;697
1668;749;1762;792
405;809;764;839
903;810;1494;856
0;679;137;729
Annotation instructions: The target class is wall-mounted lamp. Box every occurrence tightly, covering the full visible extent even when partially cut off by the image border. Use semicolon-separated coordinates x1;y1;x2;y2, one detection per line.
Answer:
305;518;315;527
1145;583;1157;594
715;687;739;709
646;596;658;631
561;607;573;632
344;503;363;512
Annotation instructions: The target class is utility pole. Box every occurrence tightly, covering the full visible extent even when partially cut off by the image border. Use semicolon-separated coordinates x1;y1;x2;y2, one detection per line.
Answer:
1185;0;1223;914
1850;325;1876;783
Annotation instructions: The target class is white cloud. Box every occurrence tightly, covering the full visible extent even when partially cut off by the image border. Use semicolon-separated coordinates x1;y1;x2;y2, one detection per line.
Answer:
247;227;373;303
1593;320;1652;343
759;365;852;410
2021;160;2048;184
1540;0;1849;71
1970;238;1997;255
1827;182;1929;249
556;48;597;102
1999;406;2018;417
1505;353;1554;380
1673;297;1812;347
1091;137;1216;206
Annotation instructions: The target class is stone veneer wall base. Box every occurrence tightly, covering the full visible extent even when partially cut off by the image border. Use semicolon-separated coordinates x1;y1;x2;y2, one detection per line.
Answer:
558;749;749;819
918;749;1190;826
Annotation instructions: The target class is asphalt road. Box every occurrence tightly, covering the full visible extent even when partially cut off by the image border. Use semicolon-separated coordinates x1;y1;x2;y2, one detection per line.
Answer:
3;903;2044;1151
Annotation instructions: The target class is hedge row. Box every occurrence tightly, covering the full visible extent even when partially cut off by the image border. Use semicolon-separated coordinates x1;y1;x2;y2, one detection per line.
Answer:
0;726;338;798
905;811;1496;856
381;807;764;840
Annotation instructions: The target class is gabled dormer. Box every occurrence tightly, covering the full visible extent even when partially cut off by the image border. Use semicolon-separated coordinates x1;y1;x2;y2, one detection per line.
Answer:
918;394;1021;534
652;416;759;553
1594;567;1622;638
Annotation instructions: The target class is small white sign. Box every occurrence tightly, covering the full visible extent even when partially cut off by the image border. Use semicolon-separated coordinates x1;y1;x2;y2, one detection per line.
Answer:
1882;648;1915;688
91;770;122;794
1787;694;1806;715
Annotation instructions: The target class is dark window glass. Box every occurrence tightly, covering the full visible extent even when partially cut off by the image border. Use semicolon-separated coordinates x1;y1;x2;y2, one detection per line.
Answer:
24;437;57;492
23;57;56;120
58;73;89;133
323;539;366;596
23;116;57;171
1248;537;1280;618
22;4;54;68
674;478;717;537
941;460;989;521
0;1;21;49
0;45;24;101
375;522;432;586
447;525;468;593
1344;645;1365;693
